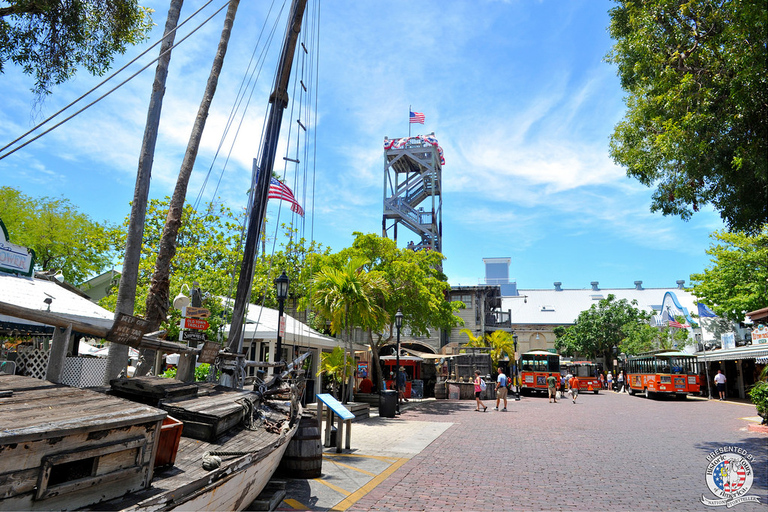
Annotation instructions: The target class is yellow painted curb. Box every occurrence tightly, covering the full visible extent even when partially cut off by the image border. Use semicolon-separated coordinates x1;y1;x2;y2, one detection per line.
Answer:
329;457;409;512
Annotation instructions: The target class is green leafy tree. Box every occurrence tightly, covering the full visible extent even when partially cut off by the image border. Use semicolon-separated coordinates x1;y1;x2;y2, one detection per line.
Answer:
318;233;463;392
620;319;691;355
250;224;330;311
0;186;117;283
606;0;768;233
690;227;768;322
554;294;651;369
102;197;243;342
1;0;154;96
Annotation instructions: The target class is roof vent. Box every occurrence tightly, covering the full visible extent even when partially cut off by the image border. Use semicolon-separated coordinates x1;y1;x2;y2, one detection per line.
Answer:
634;280;643;290
591;281;599;291
554;282;562;291
676;279;685;289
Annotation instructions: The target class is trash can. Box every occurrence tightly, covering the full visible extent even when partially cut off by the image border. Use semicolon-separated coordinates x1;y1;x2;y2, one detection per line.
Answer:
379;390;397;418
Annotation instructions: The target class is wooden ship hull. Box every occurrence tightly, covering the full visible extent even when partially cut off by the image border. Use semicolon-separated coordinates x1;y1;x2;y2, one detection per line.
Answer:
0;374;301;512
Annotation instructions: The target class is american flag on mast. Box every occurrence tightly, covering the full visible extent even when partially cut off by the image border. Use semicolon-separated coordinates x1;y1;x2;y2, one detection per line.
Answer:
410;110;425;124
668;319;690;329
268;177;304;216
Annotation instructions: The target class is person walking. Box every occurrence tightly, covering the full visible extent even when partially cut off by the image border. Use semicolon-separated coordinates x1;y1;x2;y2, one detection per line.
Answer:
396;367;408;404
495;367;508;411
568;374;579;403
617;371;625;393
474;370;488;412
606;371;613;391
547;374;558;403
598;373;604;390
714;369;727;401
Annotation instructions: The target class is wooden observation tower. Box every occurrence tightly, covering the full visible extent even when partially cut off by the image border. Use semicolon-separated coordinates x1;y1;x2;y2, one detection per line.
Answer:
382;133;444;255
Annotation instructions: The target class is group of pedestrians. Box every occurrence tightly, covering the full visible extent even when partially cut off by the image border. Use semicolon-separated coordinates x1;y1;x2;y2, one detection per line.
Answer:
600;370;628;392
547;372;580;403
474;367;512;411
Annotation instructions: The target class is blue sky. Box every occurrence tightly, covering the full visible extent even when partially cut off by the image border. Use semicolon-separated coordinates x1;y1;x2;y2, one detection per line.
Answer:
1;0;725;291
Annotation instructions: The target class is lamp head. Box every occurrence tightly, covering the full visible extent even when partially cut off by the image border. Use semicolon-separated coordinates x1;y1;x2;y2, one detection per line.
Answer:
173;290;191;310
274;271;290;301
395;308;403;329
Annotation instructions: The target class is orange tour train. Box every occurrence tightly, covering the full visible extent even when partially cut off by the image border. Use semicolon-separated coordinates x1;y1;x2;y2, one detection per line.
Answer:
626;350;700;399
564;360;601;394
520;350;561;396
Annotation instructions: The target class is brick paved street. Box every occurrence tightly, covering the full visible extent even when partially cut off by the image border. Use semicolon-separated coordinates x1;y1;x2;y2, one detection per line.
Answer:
333;392;767;512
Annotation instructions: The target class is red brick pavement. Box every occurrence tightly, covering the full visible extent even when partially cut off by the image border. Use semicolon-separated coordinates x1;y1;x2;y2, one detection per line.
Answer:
349;392;767;512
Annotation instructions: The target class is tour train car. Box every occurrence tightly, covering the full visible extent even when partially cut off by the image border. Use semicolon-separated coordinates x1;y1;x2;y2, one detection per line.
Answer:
626;350;700;399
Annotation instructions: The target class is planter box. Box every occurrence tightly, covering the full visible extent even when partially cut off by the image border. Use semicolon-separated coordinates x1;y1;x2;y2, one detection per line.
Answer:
155;416;183;468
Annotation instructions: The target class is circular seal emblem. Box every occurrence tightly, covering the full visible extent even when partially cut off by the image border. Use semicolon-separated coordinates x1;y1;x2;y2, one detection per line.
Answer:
705;453;754;499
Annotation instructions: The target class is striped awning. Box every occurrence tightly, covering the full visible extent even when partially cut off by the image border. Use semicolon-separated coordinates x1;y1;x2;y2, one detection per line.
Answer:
696;344;768;362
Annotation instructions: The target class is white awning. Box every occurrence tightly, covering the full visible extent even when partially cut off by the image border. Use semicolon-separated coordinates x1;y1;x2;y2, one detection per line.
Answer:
695;344;768;362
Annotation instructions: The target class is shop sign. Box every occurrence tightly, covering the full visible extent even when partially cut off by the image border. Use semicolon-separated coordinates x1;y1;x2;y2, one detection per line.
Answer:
184;318;209;330
0;219;35;277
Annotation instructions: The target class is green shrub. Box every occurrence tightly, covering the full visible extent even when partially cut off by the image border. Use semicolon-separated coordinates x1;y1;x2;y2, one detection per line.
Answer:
160;363;218;382
748;366;768;425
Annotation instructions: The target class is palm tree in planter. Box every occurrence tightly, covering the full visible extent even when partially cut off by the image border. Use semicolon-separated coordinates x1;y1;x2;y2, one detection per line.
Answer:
317;346;354;399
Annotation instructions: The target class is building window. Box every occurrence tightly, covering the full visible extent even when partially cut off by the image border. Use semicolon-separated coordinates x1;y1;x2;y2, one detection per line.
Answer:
456;294;472;307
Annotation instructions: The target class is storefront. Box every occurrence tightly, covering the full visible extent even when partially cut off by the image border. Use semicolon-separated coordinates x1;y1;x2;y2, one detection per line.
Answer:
696;344;768;399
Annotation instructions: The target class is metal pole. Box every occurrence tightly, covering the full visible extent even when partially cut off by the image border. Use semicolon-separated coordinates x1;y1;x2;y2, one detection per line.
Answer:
513;334;520;400
396;324;401;415
276;297;285;364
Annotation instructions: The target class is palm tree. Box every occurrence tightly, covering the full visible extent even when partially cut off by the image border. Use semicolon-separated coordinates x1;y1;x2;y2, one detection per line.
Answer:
460;328;516;370
312;256;390;402
317;347;354;399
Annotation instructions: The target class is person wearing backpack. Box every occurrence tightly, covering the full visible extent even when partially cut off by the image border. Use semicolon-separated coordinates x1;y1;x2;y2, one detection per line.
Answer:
473;370;488;412
494;367;508;411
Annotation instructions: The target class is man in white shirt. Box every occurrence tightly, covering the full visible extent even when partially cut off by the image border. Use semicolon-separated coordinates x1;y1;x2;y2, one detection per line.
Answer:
714;369;727;401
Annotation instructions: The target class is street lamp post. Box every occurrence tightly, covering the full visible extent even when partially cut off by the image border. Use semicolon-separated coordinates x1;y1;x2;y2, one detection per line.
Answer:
274;271;290;365
513;333;520;401
395;309;403;415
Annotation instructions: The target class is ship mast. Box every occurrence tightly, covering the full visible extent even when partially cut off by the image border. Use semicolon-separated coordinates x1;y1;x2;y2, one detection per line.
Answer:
221;0;308;387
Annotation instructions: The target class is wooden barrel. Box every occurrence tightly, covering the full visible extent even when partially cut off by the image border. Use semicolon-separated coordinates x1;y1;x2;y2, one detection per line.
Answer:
278;415;322;478
434;381;447;399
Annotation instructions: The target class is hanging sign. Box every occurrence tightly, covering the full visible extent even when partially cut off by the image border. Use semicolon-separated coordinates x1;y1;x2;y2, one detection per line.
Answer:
751;325;767;344
279;316;286;338
184;306;210;319
0;219;35;277
182;330;206;343
184;317;209;330
198;341;221;364
107;313;151;347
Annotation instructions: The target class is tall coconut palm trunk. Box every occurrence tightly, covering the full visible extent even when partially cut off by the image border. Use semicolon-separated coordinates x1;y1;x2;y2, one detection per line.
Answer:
134;0;240;377
104;0;184;385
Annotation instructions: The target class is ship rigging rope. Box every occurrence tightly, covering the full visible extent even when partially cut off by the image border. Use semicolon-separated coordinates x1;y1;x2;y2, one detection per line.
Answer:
0;0;230;161
190;0;286;216
191;0;321;351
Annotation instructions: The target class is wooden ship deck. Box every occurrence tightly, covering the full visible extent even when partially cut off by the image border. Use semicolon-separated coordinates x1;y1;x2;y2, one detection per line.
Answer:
0;374;298;512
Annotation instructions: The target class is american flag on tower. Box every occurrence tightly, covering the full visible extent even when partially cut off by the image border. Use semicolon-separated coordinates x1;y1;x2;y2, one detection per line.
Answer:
268;177;304;216
410;110;425;124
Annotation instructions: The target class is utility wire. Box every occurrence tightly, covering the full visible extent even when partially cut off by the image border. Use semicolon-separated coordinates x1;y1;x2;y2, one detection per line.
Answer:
0;0;229;161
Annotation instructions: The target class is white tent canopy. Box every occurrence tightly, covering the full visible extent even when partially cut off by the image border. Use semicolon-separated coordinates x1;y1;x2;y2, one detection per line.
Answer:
227;303;348;351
